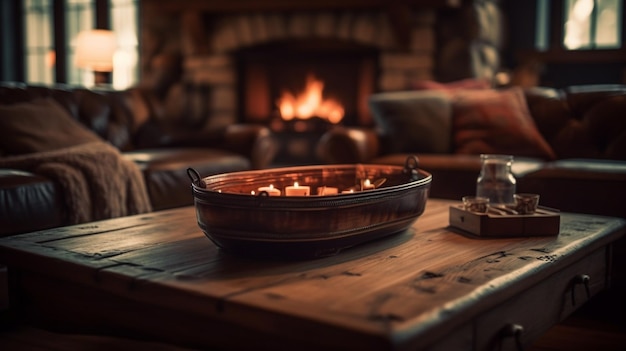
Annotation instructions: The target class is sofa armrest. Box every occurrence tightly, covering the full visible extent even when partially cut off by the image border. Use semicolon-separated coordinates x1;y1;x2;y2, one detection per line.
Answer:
0;169;64;236
221;124;278;169
316;127;381;164
180;124;278;169
517;159;626;218
134;123;278;169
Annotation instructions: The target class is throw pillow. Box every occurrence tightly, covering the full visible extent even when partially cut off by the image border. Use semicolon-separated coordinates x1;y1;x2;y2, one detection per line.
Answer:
452;87;557;160
0;98;103;155
369;90;453;154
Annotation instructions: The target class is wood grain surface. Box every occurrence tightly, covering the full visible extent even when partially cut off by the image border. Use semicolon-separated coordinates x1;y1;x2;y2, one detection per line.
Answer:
0;199;624;350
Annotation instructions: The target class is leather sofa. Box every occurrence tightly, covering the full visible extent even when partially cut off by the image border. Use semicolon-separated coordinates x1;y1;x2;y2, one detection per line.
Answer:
0;82;278;236
317;84;626;219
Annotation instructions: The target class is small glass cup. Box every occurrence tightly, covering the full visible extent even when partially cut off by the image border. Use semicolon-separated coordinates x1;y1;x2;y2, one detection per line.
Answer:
513;193;540;214
462;196;490;213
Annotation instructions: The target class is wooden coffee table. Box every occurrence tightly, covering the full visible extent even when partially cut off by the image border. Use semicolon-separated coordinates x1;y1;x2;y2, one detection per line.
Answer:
0;199;624;351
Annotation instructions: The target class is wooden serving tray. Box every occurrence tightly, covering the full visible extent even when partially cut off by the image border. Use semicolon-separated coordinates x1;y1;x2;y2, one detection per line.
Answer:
449;205;560;237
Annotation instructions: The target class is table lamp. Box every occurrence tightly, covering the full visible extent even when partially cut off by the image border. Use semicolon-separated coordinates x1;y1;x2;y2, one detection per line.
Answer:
75;29;117;86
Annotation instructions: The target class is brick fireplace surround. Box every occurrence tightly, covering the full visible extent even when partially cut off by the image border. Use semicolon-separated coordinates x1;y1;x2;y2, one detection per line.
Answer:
139;0;503;150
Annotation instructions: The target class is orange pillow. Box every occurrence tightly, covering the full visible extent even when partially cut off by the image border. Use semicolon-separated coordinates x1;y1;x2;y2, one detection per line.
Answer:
452;88;557;160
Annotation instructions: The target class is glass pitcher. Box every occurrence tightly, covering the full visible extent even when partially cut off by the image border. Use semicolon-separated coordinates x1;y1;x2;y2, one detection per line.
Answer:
476;154;516;205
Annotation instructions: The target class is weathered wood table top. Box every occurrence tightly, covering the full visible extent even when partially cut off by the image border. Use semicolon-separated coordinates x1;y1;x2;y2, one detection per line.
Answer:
0;199;624;351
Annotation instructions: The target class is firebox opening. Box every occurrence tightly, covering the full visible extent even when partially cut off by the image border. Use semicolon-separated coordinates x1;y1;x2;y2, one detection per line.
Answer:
236;39;379;164
236;39;378;127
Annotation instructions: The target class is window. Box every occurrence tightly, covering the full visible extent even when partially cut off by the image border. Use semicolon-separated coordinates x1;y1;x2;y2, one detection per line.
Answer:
536;0;623;51
563;0;622;49
20;0;138;88
536;0;550;51
23;0;54;84
110;0;139;90
504;0;625;86
66;0;95;85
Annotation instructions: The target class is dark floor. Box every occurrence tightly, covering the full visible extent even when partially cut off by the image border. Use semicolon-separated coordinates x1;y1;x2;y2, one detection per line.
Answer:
529;288;626;351
0;326;198;350
1;312;624;351
529;317;626;351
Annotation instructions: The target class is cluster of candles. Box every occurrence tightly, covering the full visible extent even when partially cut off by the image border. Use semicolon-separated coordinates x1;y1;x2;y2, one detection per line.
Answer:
249;179;376;196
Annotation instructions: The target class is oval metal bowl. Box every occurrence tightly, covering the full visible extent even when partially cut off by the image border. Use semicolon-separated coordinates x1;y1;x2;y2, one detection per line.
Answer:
188;156;431;259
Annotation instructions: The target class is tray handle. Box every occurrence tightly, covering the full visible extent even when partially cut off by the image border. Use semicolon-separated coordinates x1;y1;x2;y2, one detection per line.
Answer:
187;168;206;188
403;155;420;181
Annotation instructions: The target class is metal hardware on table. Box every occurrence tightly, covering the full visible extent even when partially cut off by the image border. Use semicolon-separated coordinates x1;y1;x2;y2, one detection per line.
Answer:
502;323;524;351
571;274;591;306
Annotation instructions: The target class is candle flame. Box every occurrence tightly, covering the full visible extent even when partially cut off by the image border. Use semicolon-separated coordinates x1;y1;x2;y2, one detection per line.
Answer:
294;182;299;187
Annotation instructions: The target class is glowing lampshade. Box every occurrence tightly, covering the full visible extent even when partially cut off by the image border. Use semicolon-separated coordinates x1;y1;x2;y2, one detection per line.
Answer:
75;29;117;72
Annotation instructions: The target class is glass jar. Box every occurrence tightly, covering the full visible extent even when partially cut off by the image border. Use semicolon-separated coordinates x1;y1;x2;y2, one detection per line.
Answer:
476;154;516;205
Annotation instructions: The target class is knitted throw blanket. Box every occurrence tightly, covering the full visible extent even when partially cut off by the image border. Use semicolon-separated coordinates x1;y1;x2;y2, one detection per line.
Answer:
0;141;152;225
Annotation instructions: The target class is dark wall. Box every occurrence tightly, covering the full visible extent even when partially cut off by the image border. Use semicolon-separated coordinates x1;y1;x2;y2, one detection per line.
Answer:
501;1;537;64
543;63;625;87
0;0;24;82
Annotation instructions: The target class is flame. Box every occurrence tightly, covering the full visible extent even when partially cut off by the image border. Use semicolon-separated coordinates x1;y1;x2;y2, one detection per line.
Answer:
276;74;344;124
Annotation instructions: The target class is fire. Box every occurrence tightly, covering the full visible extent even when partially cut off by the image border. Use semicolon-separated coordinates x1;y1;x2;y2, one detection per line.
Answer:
276;74;344;124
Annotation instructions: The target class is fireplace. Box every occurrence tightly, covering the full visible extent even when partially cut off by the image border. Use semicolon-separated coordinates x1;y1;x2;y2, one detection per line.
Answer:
235;39;378;163
237;39;377;127
139;3;482;164
141;1;504;162
198;9;439;165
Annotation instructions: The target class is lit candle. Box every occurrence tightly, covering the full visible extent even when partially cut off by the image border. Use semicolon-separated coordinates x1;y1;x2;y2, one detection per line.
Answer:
285;182;310;196
341;189;355;194
362;179;375;190
257;184;281;196
317;186;338;195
